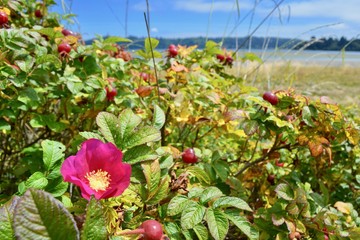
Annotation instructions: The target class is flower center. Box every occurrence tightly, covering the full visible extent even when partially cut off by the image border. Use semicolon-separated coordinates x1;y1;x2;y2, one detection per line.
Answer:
85;169;111;192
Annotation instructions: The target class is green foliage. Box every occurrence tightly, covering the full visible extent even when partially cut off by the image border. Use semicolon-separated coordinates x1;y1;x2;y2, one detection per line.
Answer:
13;189;79;240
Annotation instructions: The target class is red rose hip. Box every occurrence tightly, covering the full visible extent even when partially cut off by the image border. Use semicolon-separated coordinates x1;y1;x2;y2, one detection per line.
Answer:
216;54;225;62
62;29;74;36
182;148;198;163
58;43;72;55
262;91;279;105
106;86;117;101
168;44;178;57
35;9;43;18
0;11;9;25
140;220;163;240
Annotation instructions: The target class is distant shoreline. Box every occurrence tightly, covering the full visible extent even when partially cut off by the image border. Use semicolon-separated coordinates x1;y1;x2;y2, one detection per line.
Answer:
86;35;360;52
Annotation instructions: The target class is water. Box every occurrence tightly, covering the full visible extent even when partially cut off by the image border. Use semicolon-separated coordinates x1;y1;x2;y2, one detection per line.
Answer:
236;49;360;67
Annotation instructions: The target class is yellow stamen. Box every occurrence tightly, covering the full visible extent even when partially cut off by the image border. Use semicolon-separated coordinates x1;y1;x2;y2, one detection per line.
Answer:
85;169;111;192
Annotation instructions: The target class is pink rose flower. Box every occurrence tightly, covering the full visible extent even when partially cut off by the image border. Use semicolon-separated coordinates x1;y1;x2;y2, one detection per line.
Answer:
61;139;131;200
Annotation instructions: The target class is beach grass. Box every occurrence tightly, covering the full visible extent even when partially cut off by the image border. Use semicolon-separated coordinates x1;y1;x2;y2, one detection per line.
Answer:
236;61;360;106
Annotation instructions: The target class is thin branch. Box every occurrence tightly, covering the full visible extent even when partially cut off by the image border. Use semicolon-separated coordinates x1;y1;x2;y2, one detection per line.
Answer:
234;134;279;177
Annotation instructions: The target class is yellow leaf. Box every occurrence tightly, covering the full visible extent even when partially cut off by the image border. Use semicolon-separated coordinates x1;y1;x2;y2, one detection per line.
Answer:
346;127;359;145
334;201;352;214
0;7;11;15
178;45;198;57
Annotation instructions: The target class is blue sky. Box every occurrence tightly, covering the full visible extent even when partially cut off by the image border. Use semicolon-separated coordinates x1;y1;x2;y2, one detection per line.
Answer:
51;0;360;41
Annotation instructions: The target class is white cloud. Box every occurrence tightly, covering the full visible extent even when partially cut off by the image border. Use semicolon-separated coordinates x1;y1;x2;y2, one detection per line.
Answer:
287;0;360;23
151;27;158;33
174;0;252;13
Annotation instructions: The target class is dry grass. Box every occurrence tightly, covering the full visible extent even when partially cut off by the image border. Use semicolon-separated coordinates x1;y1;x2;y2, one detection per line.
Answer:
235;61;360;106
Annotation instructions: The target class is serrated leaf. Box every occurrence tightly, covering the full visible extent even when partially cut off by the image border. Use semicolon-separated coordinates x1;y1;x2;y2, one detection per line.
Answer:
45;181;68;198
41;140;65;171
36;54;62;68
225;209;259;240
181;201;206;230
200;187;224;204
81;196;107;240
123;126;161;149
147;175;170;205
0;196;19;240
286;201;299;215
193;223;209;240
242;120;259;136
118;109;142;146
213;196;252;212
164;222;183;240
142;160;161;199
96;112;121;144
167;195;190;216
123;145;158;164
79;132;104;141
275;183;294;201
186;166;211;184
13;189;79;240
26;172;48;190
153;104;165;130
205;207;229;240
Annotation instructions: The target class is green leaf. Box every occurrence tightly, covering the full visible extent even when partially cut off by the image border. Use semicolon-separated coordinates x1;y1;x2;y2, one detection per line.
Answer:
118;109;142;146
200;186;224;204
81;196;108;240
167;195;190;216
123;145;158;164
26;172;48;190
13;189;79;240
103;36;132;44
302;105;316;127
96;112;121;144
181;201;206;230
152;104;165;130
142;160;161;199
36;54;62;68
286;201;299;215
205;207;229;240
275;183;294;201
205;40;223;55
123;126;161;149
41;140;65;171
225;209;259;240
186;166;211;184
242;120;259;136
145;38;159;53
0;196;19;240
146;175;170;205
45;180;68;198
164;222;183;240
213;196;252;212
193;224;209;240
212;159;230;182
79;132;104;141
